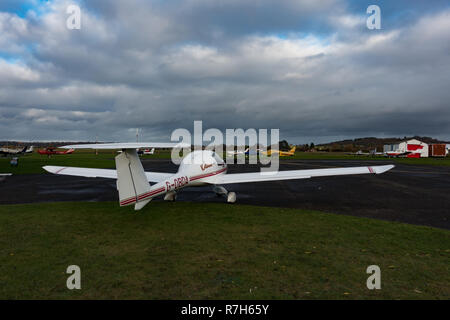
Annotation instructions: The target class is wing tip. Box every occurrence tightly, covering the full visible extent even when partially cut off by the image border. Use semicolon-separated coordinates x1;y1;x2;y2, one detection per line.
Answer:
42;165;53;173
43;165;64;174
373;164;395;174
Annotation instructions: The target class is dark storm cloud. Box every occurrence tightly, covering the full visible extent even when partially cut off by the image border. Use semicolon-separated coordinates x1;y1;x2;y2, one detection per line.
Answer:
0;0;449;143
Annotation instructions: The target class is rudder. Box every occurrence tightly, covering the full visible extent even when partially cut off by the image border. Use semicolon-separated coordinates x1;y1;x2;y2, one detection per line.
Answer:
115;149;152;210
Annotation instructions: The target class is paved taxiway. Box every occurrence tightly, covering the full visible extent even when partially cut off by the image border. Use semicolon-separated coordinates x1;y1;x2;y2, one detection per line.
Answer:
1;159;449;229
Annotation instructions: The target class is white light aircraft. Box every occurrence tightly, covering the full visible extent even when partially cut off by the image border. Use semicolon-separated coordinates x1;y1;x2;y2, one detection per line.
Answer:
43;143;394;211
0;145;33;156
348;148;384;156
142;147;155;155
226;148;249;156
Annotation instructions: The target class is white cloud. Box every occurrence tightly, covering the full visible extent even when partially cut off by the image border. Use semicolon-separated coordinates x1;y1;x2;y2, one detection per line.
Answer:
0;1;449;142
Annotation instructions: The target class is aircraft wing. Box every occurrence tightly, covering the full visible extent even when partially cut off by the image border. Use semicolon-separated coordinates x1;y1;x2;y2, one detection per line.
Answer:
0;173;12;181
61;142;190;149
214;164;394;184
43;166;173;183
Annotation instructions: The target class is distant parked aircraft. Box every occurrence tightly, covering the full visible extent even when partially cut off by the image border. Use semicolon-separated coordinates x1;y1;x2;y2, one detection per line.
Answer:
261;146;296;157
0;146;33;156
38;147;75;156
142;148;155;155
384;151;412;158
349;148;384;156
121;147;155;155
226;148;249;156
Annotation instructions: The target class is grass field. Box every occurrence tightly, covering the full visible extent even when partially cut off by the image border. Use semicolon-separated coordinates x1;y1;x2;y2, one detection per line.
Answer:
1;150;449;175
0;150;165;175
0;202;448;299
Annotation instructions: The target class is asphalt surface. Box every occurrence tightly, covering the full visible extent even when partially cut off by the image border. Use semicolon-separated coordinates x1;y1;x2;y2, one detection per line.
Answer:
1;159;449;229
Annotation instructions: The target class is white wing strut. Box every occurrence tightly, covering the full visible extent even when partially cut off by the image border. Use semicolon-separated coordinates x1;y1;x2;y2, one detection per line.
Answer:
214;165;394;184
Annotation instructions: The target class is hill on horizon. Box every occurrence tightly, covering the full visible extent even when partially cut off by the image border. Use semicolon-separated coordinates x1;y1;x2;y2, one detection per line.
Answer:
314;136;449;152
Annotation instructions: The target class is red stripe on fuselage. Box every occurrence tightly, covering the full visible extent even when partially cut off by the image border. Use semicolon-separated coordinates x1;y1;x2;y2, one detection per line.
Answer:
189;167;227;181
120;196;137;206
137;187;165;200
120;187;166;206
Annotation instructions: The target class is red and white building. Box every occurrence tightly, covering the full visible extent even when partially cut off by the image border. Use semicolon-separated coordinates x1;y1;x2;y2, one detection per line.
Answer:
384;139;429;158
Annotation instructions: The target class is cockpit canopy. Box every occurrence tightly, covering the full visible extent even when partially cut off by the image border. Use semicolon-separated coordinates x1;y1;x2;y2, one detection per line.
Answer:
178;150;225;172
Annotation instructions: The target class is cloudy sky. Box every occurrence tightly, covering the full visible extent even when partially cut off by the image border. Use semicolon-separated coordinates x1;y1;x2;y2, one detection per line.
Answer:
0;0;449;143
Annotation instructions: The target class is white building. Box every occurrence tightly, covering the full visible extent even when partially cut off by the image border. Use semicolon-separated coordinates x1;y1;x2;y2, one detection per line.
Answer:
384;138;429;158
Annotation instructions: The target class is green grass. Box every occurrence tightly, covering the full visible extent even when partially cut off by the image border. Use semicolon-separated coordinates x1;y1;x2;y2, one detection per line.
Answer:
1;150;449;175
0;202;448;299
0;150;172;175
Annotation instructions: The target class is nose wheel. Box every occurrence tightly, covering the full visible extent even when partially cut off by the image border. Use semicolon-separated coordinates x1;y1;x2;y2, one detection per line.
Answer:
213;186;237;203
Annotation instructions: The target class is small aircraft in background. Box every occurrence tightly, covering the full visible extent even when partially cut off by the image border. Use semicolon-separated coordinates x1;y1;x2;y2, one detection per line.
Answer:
38;147;75;156
261;146;296;157
348;148;384;156
141;148;155;155
120;147;156;155
226;148;249;157
0;146;33;156
384;151;412;158
44;142;394;211
25;146;34;154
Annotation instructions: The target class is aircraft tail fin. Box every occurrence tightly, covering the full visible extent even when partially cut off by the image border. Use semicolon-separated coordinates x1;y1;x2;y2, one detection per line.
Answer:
115;149;152;210
290;146;296;153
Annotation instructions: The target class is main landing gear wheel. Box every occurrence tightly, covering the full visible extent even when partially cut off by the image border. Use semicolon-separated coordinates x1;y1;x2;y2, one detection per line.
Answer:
213;185;237;203
164;191;177;201
227;192;236;203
